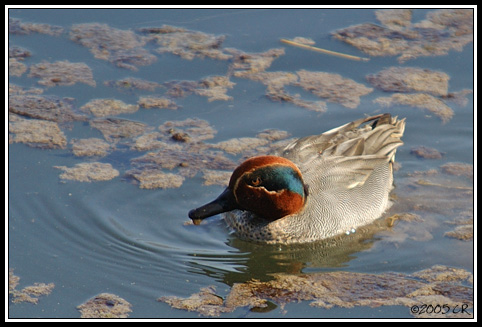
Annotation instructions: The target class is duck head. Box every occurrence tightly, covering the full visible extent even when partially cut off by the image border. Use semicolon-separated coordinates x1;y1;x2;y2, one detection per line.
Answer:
189;155;307;224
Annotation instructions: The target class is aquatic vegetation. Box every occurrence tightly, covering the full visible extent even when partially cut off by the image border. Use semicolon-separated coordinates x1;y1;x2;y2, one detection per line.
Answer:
227;48;330;112
367;67;450;96
127;168;185;189
9;17;63;36
137;96;179;110
128;121;292;188
104;77;162;92
9;58;28;77
228;46;373;111
441;162;473;179
211;137;270;155
229;48;286;76
368;66;471;123
201;169;232;187
80;99;139;117
9;115;67;149
77;293;132;318
70;23;156;71
295;70;373;109
139;25;231;61
159;264;473;317
399;163;473;243
333;9;473;63
28;60;96;88
410;145;445;159
233;67;371;112
374;8;413;30
130;148;236;180
444;209;473;241
159;118;217;143
90;118;152;143
9;46;32;60
9;94;84;123
71;138;111;157
164;75;235;102
194;75;235;102
374;93;454;123
8;45;30;76
9;84;44;96
9;269;55;305
54;162;119;182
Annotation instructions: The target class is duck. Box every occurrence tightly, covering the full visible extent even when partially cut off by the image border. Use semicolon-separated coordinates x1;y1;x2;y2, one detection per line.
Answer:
189;113;406;244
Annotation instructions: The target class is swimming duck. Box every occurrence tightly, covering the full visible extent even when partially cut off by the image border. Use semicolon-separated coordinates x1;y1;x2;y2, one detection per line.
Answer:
189;113;406;244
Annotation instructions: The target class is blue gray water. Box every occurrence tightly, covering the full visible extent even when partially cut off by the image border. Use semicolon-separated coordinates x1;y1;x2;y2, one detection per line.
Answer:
8;8;473;318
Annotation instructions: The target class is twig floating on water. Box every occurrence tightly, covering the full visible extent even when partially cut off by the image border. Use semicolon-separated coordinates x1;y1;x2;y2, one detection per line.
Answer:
280;38;370;62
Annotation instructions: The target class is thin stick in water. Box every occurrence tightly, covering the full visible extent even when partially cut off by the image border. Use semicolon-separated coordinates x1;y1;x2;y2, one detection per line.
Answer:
280;38;370;62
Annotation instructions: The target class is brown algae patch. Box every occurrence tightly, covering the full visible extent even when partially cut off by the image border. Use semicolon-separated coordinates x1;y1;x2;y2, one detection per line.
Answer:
211;137;269;155
374;93;454;123
55;162;119;182
9;58;28;77
164;75;235;102
227;49;329;112
228;47;373;111
70;23;156;71
130;133;182;152
9;84;44;96
229;48;286;76
90;118;151;143
130;148;236;180
28;60;96;88
9;269;55;305
127;168;185;189
71;138;111;157
9;116;67;149
138;96;179;110
295;70;373;109
444;209;473;242
104;77;162;92
194;76;235;102
139;25;231;61
201;169;232;187
159;118;217;143
410;145;445;159
9;17;63;36
125;117;291;189
368;66;471;123
374;9;413;31
367;67;450;96
77;293;132;318
394;163;473;242
440;162;474;179
332;9;473;63
80;99;139;117
159;286;226;317
159;265;473;317
9;94;84;123
9;46;31;76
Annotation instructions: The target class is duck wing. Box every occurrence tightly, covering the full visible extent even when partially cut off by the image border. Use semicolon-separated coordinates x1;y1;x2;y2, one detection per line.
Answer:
277;113;405;164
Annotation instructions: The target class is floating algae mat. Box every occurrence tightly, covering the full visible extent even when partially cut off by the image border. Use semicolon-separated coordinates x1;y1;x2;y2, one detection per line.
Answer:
332;9;473;63
159;265;473;317
77;293;132;318
9;269;55;305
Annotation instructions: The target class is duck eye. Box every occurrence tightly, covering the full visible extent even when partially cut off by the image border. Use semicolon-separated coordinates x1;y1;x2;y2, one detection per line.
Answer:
250;176;262;186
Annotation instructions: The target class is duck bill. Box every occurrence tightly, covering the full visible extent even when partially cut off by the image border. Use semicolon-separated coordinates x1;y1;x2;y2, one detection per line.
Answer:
188;188;238;225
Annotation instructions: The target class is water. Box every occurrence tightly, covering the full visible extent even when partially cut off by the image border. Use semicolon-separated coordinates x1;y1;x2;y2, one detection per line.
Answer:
8;8;473;319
